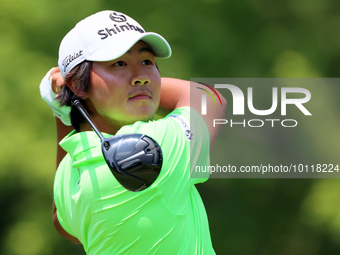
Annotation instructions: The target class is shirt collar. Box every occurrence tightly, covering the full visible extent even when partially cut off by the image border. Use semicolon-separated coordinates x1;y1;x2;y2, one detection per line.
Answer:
60;130;112;159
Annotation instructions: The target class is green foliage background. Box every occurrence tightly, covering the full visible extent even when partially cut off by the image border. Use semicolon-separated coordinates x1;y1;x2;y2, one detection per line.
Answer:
1;0;340;254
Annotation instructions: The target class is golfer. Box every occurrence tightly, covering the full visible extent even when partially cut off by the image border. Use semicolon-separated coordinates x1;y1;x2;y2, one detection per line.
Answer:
40;10;226;254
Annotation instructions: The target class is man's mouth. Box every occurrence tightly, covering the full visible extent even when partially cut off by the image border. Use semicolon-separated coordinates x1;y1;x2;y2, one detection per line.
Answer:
129;91;152;100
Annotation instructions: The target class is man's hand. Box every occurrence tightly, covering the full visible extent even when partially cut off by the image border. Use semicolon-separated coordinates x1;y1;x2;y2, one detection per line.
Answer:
50;67;65;94
40;67;71;126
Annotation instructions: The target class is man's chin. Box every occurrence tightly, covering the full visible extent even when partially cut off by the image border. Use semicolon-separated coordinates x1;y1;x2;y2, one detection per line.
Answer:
131;109;157;122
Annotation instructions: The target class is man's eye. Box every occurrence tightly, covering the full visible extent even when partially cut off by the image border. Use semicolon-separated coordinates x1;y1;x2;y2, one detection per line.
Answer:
113;61;126;67
142;60;153;65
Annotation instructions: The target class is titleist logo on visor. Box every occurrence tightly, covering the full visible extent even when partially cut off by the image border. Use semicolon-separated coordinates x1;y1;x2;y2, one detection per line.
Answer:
97;12;145;40
62;50;83;72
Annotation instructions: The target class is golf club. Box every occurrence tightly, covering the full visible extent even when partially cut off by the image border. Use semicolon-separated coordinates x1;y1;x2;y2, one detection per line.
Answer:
72;99;162;192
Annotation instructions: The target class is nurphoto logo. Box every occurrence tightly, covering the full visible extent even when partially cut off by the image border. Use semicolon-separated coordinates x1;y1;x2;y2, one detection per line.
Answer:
198;82;312;128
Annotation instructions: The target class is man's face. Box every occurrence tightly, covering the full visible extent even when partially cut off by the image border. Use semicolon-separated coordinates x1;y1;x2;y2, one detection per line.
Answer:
86;41;161;127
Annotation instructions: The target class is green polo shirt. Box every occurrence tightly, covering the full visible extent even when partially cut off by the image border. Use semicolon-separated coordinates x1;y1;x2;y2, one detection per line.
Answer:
54;107;215;254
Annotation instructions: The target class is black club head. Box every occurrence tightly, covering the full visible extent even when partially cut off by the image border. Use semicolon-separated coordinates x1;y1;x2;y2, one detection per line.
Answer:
102;133;162;191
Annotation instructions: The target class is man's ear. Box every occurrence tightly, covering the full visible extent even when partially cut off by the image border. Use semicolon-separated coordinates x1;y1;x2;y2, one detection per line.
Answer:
66;81;87;98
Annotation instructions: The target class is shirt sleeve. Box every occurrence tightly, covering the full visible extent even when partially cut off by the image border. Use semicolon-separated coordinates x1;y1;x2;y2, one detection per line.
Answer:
116;107;211;188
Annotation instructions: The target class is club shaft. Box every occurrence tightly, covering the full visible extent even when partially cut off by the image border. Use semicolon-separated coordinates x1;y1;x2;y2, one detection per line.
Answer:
73;100;104;141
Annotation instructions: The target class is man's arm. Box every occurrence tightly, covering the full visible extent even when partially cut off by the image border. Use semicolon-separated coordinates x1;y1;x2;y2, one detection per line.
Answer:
53;117;81;244
158;78;227;149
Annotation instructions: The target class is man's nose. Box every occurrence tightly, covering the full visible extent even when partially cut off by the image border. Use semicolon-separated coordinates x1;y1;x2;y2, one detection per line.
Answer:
132;78;150;86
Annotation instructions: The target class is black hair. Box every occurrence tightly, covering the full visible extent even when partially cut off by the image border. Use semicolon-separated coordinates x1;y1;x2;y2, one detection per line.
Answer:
56;61;93;132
